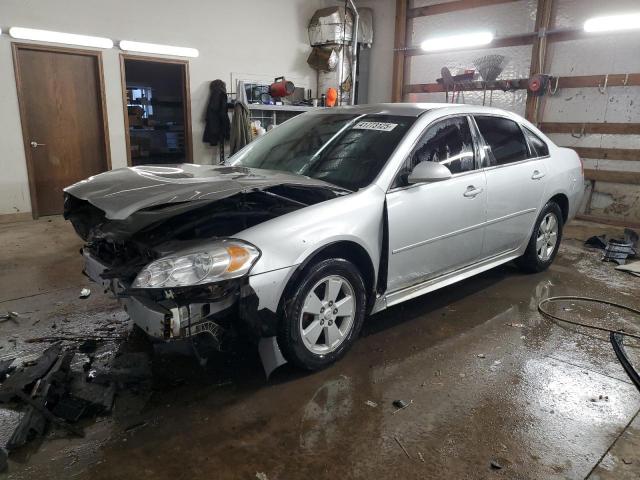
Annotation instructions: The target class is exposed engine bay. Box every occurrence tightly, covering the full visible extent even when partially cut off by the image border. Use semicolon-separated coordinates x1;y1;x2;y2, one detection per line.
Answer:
64;181;347;349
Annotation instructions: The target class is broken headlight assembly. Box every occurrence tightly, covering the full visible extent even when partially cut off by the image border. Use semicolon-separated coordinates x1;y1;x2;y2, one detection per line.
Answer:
132;240;260;288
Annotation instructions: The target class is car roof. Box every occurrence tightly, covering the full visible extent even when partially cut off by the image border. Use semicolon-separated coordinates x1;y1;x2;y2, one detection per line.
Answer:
317;102;521;118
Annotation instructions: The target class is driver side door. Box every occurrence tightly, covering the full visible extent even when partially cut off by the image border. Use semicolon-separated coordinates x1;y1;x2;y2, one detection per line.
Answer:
386;115;487;293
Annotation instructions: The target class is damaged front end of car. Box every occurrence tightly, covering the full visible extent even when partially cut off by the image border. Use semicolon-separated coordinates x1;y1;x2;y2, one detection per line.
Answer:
63;165;349;362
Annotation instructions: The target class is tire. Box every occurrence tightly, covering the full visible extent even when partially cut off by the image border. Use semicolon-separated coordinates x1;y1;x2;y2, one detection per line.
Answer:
516;201;563;273
278;258;367;371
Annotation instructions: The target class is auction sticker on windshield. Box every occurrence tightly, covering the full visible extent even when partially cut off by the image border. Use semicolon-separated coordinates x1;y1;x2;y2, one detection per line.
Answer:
353;121;398;132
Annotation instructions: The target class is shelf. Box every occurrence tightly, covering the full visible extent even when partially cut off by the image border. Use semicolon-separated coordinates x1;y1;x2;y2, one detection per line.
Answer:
247;104;323;112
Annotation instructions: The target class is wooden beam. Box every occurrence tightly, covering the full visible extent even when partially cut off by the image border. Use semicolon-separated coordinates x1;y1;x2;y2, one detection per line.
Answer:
525;0;553;122
407;0;520;19
405;72;640;96
584;169;640;185
573;148;640;161
392;0;408;102
404;78;529;94
403;28;588;57
556;73;640;89
576;213;640;229
404;33;535;56
540;123;640;135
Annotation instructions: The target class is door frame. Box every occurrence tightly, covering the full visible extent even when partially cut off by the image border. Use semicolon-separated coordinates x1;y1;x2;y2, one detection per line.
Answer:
119;54;193;166
11;42;111;218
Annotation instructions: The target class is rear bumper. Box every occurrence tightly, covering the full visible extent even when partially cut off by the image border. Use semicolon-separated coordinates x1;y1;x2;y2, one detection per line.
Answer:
82;250;293;342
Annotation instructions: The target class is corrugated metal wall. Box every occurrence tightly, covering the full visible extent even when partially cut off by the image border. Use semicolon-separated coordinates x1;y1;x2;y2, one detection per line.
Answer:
405;0;640;224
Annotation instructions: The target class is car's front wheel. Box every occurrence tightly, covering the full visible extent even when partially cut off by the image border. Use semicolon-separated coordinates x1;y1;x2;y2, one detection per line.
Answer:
278;258;367;370
516;201;563;273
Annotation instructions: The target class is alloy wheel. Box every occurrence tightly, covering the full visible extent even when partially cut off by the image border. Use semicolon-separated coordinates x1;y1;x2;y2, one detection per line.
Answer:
536;212;559;261
299;275;356;355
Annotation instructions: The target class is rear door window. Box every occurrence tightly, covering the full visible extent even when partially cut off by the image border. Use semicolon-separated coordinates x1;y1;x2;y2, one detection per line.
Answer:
523;127;549;158
474;116;528;166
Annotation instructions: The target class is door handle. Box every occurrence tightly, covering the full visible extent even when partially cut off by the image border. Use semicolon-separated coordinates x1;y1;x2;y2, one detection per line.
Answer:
531;170;545;180
463;186;483;198
30;141;46;148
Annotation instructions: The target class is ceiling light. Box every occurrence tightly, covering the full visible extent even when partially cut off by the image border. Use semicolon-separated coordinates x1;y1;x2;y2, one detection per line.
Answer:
421;31;494;52
584;13;640;33
119;40;199;58
8;27;113;48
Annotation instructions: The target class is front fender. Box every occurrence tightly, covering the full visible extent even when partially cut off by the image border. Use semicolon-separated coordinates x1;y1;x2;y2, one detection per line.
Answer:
235;184;386;313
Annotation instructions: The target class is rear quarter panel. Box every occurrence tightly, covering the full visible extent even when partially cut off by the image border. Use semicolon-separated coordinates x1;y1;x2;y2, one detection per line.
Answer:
504;115;583;224
541;144;584;221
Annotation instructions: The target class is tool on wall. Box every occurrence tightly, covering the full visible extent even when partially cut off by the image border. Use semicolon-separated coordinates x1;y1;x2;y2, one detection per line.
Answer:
528;74;550;96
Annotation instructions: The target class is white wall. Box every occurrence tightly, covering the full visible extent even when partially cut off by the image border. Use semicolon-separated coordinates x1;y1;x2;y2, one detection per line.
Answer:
0;0;326;216
400;0;640;222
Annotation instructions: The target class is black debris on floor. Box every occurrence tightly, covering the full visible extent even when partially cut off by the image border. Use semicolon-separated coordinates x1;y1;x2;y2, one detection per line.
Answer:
0;338;153;462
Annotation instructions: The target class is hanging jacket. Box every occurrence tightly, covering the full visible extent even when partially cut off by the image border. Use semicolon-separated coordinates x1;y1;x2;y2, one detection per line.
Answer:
230;102;252;155
202;80;230;146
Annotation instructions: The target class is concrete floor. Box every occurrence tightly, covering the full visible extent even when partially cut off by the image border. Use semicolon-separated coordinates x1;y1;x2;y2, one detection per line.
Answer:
1;216;639;479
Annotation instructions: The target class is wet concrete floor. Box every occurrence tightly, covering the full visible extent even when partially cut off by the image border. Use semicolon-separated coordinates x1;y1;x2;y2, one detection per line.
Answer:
0;216;639;479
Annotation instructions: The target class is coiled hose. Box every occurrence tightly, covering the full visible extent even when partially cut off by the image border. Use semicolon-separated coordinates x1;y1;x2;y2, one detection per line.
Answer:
538;295;640;391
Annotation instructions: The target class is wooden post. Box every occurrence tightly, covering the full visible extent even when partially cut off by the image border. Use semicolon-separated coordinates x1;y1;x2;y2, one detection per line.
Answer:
525;0;554;123
392;0;408;102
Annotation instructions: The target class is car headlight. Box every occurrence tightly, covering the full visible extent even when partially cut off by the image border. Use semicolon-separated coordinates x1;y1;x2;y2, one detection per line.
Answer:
132;240;260;288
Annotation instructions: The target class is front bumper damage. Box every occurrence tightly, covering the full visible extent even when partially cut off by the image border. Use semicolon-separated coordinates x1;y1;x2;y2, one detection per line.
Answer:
83;250;292;375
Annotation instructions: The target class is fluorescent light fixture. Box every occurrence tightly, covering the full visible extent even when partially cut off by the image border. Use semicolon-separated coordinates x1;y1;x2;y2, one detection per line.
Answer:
8;27;113;48
119;40;199;58
584;13;640;33
421;31;494;52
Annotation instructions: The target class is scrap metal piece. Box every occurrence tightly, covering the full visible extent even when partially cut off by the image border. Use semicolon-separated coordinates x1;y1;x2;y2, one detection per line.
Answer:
6;404;47;450
51;395;87;422
90;352;151;386
258;336;287;379
0;312;21;324
0;358;16;382
616;261;640;277
585;234;607;249
610;332;640;392
0;345;61;402
13;391;84;438
603;239;635;265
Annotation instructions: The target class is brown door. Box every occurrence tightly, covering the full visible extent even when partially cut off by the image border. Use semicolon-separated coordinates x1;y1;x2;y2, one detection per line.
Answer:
13;44;110;217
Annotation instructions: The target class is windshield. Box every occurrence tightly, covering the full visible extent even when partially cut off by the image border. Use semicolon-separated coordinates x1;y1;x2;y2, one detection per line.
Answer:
230;113;415;191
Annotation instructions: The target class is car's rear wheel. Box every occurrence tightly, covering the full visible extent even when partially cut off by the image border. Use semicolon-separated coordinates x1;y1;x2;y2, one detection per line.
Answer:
516;201;563;273
278;258;367;370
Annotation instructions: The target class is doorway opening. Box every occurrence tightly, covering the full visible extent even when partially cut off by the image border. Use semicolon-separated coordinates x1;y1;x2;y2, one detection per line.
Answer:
121;56;192;166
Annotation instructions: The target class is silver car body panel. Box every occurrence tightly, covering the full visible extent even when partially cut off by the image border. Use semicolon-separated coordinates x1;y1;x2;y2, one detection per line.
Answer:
70;103;582;342
65;164;346;220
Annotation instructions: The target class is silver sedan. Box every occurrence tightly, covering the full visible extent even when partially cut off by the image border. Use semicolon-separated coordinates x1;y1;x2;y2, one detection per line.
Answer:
64;103;583;373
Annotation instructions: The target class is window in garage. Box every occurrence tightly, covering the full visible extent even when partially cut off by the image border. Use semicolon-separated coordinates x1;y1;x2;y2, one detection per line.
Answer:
121;56;192;166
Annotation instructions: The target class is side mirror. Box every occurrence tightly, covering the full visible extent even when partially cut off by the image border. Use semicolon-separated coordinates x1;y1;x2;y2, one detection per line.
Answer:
407;161;452;184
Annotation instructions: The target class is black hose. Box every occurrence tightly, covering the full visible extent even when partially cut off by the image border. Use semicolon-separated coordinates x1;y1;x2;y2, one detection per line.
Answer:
538;295;640;392
538;295;640;341
611;332;640;391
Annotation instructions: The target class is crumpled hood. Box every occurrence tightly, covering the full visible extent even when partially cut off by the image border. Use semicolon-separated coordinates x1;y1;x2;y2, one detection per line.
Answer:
64;164;342;220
